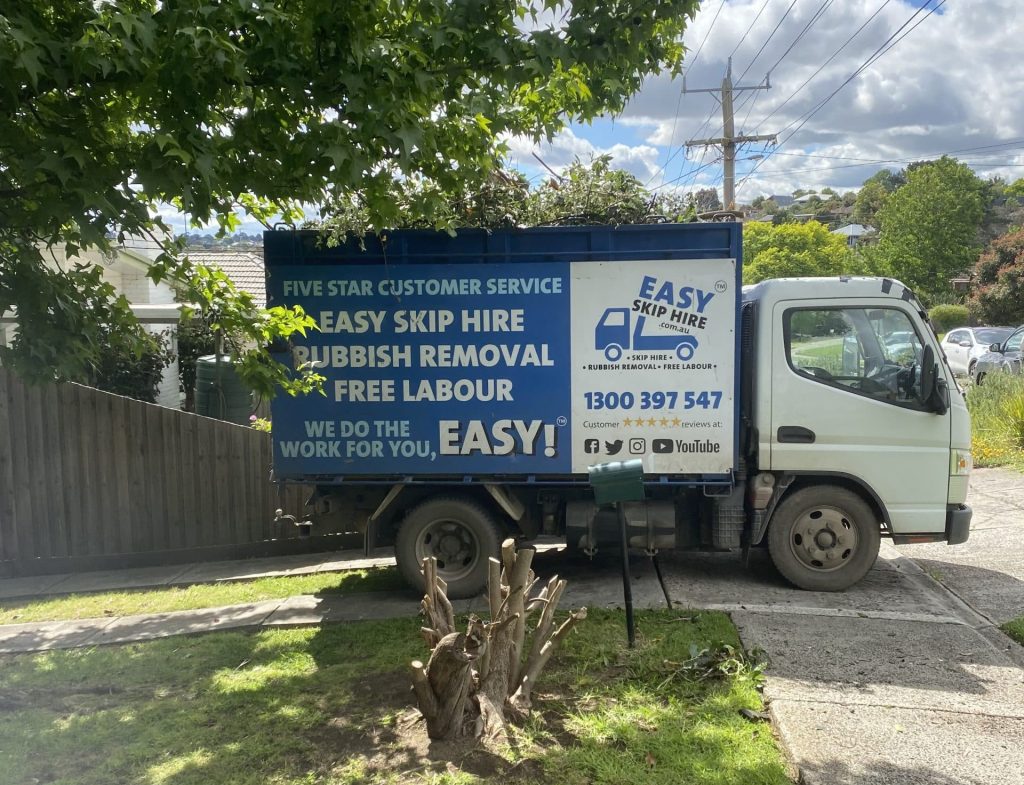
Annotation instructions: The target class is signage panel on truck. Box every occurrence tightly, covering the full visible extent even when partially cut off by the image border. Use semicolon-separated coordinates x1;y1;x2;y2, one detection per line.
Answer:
266;230;738;480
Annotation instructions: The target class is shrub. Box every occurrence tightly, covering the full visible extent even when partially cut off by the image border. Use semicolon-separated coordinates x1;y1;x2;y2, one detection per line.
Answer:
91;329;174;403
967;372;1024;466
928;304;969;332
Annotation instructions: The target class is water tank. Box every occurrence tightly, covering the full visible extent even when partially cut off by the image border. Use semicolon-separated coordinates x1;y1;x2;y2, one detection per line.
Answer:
194;355;252;424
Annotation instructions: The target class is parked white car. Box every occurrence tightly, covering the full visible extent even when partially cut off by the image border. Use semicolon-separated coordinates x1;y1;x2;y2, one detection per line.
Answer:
941;326;1015;376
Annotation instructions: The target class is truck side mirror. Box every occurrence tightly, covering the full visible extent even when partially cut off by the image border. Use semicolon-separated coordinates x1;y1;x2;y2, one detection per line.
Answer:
990;342;1003;352
919;346;948;415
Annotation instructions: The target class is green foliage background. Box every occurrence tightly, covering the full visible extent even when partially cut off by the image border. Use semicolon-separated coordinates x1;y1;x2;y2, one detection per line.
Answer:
0;0;700;395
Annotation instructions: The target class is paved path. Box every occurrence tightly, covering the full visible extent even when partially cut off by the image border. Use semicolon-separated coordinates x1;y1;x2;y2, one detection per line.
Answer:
0;470;1022;785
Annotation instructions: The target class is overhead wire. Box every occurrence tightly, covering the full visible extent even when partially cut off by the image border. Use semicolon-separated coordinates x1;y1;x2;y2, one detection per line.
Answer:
730;0;773;60
735;0;801;84
753;0;894;131
733;0;838;132
755;154;1024;178
763;0;836;77
758;139;1024;164
652;0;726;187
651;155;724;192
736;0;946;194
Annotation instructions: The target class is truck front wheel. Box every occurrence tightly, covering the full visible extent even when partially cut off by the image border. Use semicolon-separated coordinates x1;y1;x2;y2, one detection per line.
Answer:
395;497;502;599
767;485;881;591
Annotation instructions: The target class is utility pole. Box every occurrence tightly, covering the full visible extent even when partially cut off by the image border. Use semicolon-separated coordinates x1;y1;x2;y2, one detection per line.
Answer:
683;58;777;210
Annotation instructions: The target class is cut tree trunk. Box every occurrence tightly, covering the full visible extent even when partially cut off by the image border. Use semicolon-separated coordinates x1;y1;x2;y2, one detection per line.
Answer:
410;541;587;742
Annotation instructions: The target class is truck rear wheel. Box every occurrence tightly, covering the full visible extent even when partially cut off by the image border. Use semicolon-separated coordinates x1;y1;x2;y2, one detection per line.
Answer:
395;497;502;599
767;485;881;592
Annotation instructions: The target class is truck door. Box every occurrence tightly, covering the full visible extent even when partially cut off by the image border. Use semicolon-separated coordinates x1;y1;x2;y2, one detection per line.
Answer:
770;301;951;534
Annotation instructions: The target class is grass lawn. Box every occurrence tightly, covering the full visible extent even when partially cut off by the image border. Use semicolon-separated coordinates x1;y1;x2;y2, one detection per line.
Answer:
0;567;406;625
0;610;790;785
1001;617;1024;646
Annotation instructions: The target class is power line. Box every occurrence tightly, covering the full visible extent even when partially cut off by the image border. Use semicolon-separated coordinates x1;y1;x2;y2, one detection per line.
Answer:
653;0;727;187
758;139;1024;164
730;0;773;59
735;0;800;84
651;155;724;192
754;0;894;130
778;0;945;142
763;0;836;76
732;0;837;134
685;0;726;77
754;154;1024;178
736;0;946;193
683;60;777;207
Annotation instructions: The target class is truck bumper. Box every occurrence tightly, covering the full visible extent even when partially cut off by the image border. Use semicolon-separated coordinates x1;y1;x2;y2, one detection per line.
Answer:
891;504;971;545
945;504;972;545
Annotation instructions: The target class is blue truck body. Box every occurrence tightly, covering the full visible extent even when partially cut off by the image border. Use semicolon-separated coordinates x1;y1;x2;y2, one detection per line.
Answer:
265;223;743;488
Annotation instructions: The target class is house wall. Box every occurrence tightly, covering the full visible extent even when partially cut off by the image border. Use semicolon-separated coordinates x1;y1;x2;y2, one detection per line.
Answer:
149;325;181;409
25;245;183;409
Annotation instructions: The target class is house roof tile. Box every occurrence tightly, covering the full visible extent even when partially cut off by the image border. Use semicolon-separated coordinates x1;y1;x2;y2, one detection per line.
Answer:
186;250;267;307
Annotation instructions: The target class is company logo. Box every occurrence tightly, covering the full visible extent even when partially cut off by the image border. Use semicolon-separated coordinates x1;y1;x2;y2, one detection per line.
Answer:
629;438;646;455
584;439;600;454
605;439;623;456
653;438;673;454
594;306;700;363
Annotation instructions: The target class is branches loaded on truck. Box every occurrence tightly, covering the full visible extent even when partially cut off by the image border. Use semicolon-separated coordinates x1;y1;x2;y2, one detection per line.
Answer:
266;224;972;597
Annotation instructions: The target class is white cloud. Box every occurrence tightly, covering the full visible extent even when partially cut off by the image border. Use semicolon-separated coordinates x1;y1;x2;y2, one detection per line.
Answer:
504;128;662;182
578;0;1024;202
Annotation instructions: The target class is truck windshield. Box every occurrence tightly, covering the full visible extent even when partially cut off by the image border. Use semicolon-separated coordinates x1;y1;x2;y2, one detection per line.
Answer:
786;307;928;409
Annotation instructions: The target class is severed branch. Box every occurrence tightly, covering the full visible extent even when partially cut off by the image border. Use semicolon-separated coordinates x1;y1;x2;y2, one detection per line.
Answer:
510;606;588;718
420;556;456;648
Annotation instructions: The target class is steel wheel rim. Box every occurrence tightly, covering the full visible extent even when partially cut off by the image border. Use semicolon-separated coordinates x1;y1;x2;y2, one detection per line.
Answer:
787;504;859;573
415;518;480;581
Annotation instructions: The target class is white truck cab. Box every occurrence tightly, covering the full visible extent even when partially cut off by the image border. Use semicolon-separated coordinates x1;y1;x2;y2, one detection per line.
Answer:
742;276;972;589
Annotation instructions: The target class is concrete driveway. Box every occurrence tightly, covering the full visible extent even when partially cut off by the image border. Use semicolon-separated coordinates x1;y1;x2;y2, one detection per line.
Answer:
549;467;1024;785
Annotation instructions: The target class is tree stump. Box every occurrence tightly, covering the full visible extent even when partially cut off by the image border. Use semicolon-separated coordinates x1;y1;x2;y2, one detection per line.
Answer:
410;539;587;741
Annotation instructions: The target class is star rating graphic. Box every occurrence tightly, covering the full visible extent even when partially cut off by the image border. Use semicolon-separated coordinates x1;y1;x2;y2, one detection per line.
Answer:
621;416;684;427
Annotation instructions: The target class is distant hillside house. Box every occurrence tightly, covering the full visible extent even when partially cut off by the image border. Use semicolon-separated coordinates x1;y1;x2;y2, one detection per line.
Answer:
768;194;795;207
831;223;876;248
186;249;267;308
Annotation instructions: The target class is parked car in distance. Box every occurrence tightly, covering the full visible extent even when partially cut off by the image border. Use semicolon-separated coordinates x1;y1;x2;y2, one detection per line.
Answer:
970;326;1024;385
942;326;1015;377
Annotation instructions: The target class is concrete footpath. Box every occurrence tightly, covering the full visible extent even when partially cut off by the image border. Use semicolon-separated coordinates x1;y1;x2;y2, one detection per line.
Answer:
0;471;1022;785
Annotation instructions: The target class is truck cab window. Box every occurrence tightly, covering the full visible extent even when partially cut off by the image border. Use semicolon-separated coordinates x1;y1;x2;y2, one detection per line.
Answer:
785;307;927;409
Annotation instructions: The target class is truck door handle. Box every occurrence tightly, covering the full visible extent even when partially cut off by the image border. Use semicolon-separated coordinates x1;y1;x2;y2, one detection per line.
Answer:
777;426;815;444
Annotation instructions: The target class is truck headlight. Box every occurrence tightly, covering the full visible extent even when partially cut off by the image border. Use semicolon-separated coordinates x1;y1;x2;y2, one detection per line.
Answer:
951;450;972;476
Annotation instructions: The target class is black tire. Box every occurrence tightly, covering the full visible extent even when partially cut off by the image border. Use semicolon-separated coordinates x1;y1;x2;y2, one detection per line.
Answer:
968;360;977;378
767;485;881;592
395;497;502;599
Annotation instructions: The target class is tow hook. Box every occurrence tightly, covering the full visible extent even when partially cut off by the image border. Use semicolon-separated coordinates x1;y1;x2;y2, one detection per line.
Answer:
275;509;313;538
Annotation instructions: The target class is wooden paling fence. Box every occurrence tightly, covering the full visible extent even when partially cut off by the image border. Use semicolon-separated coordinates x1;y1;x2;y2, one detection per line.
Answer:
0;368;317;577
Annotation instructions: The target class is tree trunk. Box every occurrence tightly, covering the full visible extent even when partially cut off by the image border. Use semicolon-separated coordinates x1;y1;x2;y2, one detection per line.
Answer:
409;541;587;742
